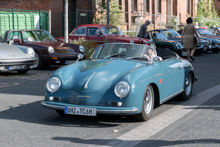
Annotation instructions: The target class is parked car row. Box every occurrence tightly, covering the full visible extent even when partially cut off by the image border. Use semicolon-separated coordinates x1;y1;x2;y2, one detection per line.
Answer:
1;24;220;74
0;29;86;73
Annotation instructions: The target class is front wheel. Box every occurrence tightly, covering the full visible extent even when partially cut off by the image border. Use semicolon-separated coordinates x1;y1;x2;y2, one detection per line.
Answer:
133;85;154;121
33;52;44;69
212;48;219;53
178;73;193;101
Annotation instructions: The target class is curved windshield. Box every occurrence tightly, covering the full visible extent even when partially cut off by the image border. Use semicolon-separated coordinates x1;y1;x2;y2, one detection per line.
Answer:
163;29;181;37
152;33;168;40
91;43;157;61
22;30;55;42
217;27;220;32
101;26;123;35
197;29;213;35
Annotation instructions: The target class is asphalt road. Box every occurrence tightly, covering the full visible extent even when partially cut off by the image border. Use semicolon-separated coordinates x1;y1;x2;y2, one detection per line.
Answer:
0;52;220;147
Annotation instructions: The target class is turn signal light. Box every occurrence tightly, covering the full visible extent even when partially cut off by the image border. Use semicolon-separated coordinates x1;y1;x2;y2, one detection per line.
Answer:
52;57;58;60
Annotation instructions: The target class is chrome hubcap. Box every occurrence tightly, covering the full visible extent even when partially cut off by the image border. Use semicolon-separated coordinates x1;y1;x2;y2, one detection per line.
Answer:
185;75;192;96
144;87;153;114
34;54;39;68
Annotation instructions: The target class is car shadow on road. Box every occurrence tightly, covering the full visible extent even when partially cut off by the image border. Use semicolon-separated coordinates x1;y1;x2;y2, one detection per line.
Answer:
51;136;220;146
0;100;140;128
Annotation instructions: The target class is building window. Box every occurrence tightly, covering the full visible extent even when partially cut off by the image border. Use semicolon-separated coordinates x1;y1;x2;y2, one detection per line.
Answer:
143;0;150;12
173;0;177;16
157;0;161;14
131;0;137;11
187;0;190;14
119;0;122;9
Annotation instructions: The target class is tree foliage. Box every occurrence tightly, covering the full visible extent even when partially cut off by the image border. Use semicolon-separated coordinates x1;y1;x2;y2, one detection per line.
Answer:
95;0;125;26
195;0;219;27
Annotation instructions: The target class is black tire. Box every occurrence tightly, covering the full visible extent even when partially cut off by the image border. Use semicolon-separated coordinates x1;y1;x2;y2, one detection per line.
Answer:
212;48;219;53
17;70;28;74
56;110;66;116
33;52;44;69
133;85;154;121
178;73;193;101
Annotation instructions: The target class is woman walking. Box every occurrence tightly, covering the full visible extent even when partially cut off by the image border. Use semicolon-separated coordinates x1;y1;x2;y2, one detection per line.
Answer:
181;17;200;61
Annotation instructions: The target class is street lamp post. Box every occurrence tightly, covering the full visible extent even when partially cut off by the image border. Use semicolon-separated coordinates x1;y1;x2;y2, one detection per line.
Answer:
107;0;109;24
64;0;69;43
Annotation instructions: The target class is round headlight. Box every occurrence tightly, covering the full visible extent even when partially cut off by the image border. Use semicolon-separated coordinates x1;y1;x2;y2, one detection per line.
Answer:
79;45;85;52
48;46;54;54
27;47;35;57
114;81;130;98
46;77;61;93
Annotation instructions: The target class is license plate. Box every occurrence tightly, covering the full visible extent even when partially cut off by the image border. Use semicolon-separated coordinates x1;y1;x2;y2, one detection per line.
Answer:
65;60;75;64
64;106;96;116
181;52;187;56
8;65;25;70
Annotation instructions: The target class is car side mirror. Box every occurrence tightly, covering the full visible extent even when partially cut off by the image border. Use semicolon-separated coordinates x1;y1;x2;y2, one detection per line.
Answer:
153;56;162;63
76;53;84;63
9;40;14;45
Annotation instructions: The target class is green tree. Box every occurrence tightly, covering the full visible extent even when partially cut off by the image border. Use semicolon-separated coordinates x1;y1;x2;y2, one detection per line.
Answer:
195;0;219;27
95;0;125;26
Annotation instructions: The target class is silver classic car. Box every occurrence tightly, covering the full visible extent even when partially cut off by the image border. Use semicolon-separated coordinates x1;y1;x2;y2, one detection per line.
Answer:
0;43;36;73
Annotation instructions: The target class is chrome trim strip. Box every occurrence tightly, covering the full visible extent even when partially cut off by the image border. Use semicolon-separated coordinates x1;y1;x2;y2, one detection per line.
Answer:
141;74;161;83
160;89;184;104
41;101;138;114
162;68;180;75
84;72;96;89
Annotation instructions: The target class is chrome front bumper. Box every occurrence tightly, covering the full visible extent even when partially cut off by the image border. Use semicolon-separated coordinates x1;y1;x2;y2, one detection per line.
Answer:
41;101;139;114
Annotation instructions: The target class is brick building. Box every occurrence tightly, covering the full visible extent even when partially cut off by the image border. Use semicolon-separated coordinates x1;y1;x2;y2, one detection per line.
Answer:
0;0;96;37
0;0;203;36
95;0;199;30
213;0;220;16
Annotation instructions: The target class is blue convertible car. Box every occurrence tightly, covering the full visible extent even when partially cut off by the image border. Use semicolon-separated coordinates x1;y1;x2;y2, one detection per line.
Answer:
42;43;197;121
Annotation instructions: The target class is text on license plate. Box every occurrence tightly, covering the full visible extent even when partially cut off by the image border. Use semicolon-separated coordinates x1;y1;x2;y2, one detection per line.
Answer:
65;60;75;64
64;106;96;116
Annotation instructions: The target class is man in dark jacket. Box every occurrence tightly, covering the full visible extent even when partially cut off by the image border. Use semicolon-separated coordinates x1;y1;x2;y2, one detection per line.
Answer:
138;20;151;38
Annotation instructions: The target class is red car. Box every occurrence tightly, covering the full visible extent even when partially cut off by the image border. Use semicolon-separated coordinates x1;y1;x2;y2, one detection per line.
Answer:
3;29;85;69
56;24;155;47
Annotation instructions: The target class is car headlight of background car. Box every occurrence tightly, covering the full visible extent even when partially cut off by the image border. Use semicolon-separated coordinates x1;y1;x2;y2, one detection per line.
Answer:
79;45;85;52
46;77;61;93
48;46;55;54
114;81;130;98
27;47;35;57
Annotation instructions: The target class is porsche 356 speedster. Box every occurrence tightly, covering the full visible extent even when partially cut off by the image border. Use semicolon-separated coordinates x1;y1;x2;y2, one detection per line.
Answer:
42;43;197;121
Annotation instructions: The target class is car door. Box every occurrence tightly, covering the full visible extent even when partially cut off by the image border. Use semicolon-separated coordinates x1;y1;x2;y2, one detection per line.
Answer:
160;58;184;102
85;27;105;44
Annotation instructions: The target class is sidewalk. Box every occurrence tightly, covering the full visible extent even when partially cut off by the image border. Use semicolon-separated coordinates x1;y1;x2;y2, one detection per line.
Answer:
102;85;220;147
137;93;220;147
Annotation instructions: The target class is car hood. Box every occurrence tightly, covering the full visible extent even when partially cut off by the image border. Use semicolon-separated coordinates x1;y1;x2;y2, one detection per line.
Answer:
26;41;67;49
54;59;147;93
25;41;79;54
106;35;146;43
0;43;27;59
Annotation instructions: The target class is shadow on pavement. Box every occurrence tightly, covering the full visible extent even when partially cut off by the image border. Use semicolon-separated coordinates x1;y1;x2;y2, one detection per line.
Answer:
51;137;220;146
0;100;139;128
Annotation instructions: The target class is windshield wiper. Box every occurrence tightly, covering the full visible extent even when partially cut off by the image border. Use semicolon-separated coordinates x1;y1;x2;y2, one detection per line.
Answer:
104;53;126;59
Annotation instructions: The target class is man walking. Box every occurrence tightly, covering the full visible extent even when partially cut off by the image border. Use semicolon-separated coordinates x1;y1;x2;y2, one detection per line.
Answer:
138;20;151;38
